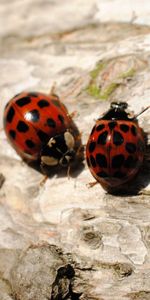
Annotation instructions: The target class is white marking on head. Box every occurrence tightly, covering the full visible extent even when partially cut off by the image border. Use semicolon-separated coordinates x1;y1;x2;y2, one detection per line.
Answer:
48;137;56;148
64;131;75;149
41;156;58;166
65;155;72;161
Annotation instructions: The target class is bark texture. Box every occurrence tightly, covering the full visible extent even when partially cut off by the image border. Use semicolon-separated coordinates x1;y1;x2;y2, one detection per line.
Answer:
0;1;150;299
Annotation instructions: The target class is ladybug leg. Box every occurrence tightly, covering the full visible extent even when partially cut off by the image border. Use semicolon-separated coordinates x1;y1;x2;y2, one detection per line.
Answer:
76;144;84;161
40;175;48;186
21;157;33;165
67;164;71;179
48;82;60;100
87;181;98;188
49;82;57;96
74;132;84;160
75;131;82;142
68;111;78;118
40;162;49;185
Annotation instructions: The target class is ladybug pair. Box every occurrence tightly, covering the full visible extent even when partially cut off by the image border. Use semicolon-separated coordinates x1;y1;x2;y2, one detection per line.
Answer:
3;91;149;193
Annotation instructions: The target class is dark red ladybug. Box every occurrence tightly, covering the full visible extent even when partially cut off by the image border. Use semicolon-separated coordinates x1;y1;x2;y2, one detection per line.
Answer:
86;102;149;193
4;91;82;173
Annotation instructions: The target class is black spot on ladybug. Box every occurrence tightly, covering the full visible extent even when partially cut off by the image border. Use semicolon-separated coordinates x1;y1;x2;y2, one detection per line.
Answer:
37;130;49;143
17;121;29;132
112;154;124;168
47;118;56;128
37;99;50;108
96;153;107;168
97;171;108;178
120;124;129;133
131;125;137;136
90;155;96;168
58;114;65;124
9;130;16;139
96;124;105;131
113;171;126;178
108;121;117;130
137;139;145;152
113;131;124;145
6;107;15;123
16;97;31;107
126;142;136;154
97;131;108;145
52;99;61;107
91;125;96;135
25;139;35;148
28;92;39;97
88;141;96;153
124;155;137;168
87;157;90;167
28;109;40;122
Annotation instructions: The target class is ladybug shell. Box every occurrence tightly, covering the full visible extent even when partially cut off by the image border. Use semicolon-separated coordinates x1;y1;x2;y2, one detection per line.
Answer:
4;92;73;161
86;119;145;192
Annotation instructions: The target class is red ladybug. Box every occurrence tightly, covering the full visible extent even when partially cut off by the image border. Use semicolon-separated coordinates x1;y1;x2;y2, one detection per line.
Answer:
4;91;82;173
86;102;149;193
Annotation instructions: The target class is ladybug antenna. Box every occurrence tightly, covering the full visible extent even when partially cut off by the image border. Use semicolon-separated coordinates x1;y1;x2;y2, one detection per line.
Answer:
67;164;71;179
135;106;150;118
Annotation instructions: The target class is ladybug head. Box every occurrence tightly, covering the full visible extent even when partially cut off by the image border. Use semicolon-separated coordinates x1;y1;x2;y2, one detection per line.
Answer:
102;101;130;120
40;131;76;168
110;102;128;111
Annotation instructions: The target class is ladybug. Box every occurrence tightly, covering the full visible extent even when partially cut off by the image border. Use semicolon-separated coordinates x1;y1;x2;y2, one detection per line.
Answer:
86;102;149;193
3;91;82;173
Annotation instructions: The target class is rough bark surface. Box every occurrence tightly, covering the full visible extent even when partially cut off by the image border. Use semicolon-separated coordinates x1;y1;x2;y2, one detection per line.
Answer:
0;1;150;300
